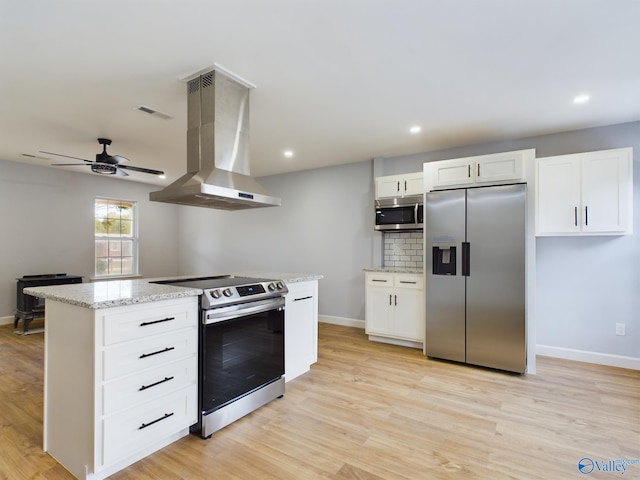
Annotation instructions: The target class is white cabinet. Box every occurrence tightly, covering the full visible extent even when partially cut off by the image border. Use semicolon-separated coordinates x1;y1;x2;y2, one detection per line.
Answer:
375;172;423;199
44;297;198;480
365;272;424;346
284;280;318;382
536;148;633;236
426;149;532;191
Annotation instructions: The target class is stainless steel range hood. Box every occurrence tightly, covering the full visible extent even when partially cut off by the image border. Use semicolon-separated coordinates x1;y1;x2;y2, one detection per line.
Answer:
150;67;281;210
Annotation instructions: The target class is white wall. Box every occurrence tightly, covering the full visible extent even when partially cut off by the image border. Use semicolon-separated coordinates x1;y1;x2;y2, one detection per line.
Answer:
0;160;181;319
177;160;377;320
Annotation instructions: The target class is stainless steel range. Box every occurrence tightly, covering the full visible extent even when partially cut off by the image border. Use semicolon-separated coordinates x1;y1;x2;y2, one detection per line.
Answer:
152;275;288;438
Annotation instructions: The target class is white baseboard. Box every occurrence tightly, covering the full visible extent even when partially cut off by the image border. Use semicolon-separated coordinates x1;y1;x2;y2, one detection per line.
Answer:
0;315;13;326
368;334;422;350
318;315;364;329
537;344;640;371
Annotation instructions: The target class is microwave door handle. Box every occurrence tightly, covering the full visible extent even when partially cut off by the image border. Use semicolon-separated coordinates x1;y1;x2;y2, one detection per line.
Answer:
414;203;419;226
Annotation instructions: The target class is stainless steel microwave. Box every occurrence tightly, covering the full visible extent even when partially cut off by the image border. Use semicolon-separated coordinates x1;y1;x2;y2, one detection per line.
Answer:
375;197;423;231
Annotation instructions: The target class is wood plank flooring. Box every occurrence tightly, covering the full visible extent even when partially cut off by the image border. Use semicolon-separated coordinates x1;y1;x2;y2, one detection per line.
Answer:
0;322;638;479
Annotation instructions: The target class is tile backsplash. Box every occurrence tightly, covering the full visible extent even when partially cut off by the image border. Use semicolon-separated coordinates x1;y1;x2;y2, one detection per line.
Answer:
383;231;424;268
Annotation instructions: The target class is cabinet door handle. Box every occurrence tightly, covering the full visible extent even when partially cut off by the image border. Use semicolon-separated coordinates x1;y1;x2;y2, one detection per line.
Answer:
574;206;578;226
468;165;471;178
372;279;388;283
293;296;312;302
140;317;175;327
404;180;407;191
139;376;174;391
477;164;480;177
397;181;400;192
399;281;417;284
585;206;588;226
139;346;175;359
139;412;174;430
394;295;397;306
389;294;392;306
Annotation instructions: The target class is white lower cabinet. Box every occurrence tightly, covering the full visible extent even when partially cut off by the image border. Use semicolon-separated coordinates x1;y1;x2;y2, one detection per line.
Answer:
44;297;198;480
365;272;424;346
284;280;318;382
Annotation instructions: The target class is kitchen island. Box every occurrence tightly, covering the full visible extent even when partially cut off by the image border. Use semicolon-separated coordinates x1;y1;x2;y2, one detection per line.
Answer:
24;280;201;480
25;272;322;479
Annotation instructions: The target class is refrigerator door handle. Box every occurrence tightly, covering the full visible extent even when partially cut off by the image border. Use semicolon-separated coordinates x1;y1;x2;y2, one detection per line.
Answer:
462;242;470;277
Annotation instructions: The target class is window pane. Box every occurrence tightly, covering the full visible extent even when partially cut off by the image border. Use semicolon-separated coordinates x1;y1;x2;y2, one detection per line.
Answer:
121;240;133;256
95;239;108;257
96;258;109;276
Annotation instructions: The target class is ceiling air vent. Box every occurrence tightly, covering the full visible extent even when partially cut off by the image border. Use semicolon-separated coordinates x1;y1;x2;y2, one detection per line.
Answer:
135;105;173;120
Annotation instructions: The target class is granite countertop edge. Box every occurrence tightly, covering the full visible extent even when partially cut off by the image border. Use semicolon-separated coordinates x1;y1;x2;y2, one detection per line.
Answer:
233;272;324;283
363;267;424;274
23;281;202;310
23;272;323;309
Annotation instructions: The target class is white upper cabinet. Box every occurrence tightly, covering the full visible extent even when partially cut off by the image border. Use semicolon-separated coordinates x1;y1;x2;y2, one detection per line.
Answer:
375;172;423;199
536;147;633;236
426;149;532;191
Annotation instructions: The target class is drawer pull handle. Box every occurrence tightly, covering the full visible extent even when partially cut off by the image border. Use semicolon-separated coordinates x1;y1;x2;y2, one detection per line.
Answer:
293;296;313;302
139;346;175;359
399;281;417;284
139;412;174;430
371;279;388;283
139;376;174;391
140;316;175;327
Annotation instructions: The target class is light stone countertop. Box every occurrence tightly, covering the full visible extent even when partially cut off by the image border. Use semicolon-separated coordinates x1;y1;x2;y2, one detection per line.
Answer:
233;272;324;283
364;267;424;274
23;272;323;310
23;280;202;310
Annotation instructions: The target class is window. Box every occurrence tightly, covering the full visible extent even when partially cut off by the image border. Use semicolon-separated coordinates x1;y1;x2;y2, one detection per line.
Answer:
94;198;138;277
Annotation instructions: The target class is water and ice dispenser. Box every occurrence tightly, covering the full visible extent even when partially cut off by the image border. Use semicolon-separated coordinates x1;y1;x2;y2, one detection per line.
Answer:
432;243;456;275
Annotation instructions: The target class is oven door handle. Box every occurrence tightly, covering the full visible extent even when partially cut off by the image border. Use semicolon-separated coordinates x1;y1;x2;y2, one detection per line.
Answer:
204;297;285;324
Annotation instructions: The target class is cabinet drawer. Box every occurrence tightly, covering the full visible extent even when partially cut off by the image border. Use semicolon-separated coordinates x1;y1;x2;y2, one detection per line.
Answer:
103;327;197;381
394;275;423;290
366;273;394;287
102;385;197;466
102;356;196;416
102;300;197;346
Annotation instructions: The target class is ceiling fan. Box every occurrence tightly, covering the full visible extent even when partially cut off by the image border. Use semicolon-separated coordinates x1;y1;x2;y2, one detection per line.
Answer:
39;138;164;177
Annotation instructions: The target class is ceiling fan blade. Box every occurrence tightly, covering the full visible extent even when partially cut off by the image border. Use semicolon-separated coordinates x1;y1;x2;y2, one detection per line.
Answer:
115;168;129;177
52;163;92;166
119;164;165;175
40;151;93;163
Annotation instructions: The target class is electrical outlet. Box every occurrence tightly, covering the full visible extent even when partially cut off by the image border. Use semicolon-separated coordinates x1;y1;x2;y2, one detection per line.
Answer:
615;323;626;336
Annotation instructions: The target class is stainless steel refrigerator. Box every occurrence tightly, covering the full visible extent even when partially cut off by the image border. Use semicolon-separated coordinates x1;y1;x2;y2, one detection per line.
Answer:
425;184;526;373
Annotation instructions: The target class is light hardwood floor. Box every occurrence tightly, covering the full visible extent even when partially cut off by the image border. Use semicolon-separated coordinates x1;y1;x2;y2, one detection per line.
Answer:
1;322;638;479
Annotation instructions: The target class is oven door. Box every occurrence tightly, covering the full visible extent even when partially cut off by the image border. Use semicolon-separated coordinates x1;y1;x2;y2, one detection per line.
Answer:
200;297;285;415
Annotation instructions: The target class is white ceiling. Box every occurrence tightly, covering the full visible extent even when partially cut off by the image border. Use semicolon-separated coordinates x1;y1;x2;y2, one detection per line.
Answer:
1;0;639;186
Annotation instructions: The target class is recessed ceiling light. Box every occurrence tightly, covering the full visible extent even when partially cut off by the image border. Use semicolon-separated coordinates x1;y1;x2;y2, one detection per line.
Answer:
409;125;422;134
573;94;590;104
158;174;166;179
283;150;294;158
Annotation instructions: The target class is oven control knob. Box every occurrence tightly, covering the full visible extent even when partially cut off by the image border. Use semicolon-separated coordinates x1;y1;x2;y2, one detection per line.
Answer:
211;289;222;299
276;281;285;290
222;288;233;297
268;282;276;291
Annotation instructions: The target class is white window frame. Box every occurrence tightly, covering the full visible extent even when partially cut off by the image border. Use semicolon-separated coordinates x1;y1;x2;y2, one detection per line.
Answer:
94;197;139;278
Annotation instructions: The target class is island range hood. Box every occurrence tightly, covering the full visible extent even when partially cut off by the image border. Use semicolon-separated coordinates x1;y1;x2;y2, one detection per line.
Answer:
150;66;281;210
